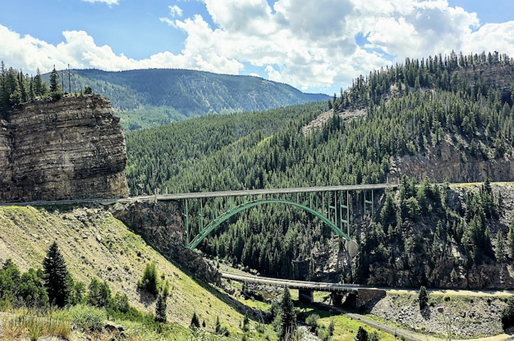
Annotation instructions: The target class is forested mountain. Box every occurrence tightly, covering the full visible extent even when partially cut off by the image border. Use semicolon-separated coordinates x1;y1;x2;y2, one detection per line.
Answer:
43;68;329;130
125;52;514;287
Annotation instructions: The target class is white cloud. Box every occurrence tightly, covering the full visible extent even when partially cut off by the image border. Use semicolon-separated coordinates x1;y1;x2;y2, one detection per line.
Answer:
463;22;514;57
2;0;514;93
0;24;242;75
160;5;184;27
81;0;121;5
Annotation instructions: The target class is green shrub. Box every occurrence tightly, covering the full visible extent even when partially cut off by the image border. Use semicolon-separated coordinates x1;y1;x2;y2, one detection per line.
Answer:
502;296;514;329
66;304;106;331
215;316;230;336
110;292;130;313
87;278;111;308
139;262;160;295
305;314;319;329
18;268;48;308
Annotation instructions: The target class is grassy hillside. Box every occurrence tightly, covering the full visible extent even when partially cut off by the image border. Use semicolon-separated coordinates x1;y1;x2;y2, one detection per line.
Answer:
0;205;274;340
45;68;329;130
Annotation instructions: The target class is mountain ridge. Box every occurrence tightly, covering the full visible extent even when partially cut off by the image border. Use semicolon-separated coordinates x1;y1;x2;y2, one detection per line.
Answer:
44;68;329;130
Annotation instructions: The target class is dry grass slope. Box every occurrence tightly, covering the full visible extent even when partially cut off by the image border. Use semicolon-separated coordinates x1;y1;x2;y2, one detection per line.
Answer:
0;205;269;340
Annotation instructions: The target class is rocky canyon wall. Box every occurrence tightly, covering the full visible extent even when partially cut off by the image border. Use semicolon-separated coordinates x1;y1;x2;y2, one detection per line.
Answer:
0;95;129;202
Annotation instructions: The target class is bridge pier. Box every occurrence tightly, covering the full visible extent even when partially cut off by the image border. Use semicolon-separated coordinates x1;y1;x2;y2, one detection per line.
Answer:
298;289;314;304
331;292;346;307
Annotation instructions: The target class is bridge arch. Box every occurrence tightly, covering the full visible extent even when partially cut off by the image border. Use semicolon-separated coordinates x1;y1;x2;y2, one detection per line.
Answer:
186;199;350;249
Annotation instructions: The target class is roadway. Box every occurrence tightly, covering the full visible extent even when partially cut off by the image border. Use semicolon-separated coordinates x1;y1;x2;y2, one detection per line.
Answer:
221;272;360;293
221;271;514;297
0;183;398;207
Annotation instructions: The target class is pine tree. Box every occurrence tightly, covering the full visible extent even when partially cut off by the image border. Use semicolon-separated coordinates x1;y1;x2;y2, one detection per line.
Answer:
419;285;428;310
496;230;507;263
43;241;70;307
33;68;48;97
49;66;62;100
190;311;200;330
355;326;368;341
508;219;514;258
280;286;296;340
49;67;59;93
155;293;167;323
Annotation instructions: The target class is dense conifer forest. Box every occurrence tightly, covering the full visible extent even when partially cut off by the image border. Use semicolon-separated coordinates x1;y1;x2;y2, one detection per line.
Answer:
125;52;514;285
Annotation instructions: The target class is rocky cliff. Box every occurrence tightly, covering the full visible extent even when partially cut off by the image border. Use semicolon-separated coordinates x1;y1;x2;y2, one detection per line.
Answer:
111;201;220;284
0;95;129;202
390;139;514;183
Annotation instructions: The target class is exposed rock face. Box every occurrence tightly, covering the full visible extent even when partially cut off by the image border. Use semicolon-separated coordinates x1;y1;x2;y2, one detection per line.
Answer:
0;95;129;202
111;201;220;284
390;140;514;183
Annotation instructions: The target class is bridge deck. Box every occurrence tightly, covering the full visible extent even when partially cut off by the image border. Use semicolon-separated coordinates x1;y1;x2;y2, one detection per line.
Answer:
0;183;397;207
142;183;398;200
221;272;359;293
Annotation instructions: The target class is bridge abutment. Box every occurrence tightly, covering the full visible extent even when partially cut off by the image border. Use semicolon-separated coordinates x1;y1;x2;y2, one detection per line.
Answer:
298;289;314;304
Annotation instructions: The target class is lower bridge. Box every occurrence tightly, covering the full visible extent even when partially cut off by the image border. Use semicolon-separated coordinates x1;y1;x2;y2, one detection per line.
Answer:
221;272;385;308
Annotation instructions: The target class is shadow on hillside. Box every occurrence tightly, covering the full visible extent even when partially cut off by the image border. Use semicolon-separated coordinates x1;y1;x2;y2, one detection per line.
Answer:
191;276;270;323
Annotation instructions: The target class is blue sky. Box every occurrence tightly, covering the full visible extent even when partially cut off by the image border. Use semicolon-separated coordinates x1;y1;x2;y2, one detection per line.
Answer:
1;0;513;95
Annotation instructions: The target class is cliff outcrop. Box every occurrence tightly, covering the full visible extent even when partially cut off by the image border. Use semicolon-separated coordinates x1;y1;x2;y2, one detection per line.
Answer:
111;201;220;284
0;95;129;202
390;139;514;183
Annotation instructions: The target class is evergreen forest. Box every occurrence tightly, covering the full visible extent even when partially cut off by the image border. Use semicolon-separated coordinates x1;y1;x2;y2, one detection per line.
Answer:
124;52;514;286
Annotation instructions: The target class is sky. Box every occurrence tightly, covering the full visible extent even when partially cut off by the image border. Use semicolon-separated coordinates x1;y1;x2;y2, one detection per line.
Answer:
1;0;514;95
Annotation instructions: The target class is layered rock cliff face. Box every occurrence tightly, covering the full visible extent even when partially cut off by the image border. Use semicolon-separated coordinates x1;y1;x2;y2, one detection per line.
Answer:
390;139;514;183
111;201;220;284
0;95;129;202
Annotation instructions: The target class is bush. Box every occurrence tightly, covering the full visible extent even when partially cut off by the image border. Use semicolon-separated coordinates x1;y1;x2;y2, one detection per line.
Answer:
18;268;48;308
139;262;160;295
215;316;230;336
87;278;111;308
502;296;514;329
305;314;320;329
66;304;106;331
110;293;130;314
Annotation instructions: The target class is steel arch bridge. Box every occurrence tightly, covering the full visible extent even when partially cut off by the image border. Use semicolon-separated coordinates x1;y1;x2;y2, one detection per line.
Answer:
170;184;397;250
186;199;350;249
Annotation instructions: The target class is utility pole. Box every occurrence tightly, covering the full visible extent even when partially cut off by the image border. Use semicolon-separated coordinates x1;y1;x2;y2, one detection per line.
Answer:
68;64;71;94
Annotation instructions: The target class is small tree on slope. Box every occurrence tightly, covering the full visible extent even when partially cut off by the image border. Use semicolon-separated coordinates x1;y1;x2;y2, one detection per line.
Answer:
43;241;70;307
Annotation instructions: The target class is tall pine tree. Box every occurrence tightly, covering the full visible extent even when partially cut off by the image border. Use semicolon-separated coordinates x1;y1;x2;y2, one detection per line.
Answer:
43;241;70;307
280;286;296;340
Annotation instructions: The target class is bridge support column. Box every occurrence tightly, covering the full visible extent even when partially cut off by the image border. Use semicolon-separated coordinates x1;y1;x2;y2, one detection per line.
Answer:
298;289;314;304
331;292;346;307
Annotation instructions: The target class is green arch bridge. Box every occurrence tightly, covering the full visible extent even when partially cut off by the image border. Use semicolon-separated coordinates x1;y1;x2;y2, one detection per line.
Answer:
169;184;398;250
186;199;350;249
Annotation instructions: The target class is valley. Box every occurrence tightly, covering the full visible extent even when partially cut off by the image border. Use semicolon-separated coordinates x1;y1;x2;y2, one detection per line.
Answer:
2;52;514;340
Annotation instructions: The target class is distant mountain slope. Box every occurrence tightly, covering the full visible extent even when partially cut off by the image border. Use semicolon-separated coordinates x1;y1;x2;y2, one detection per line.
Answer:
46;68;329;130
